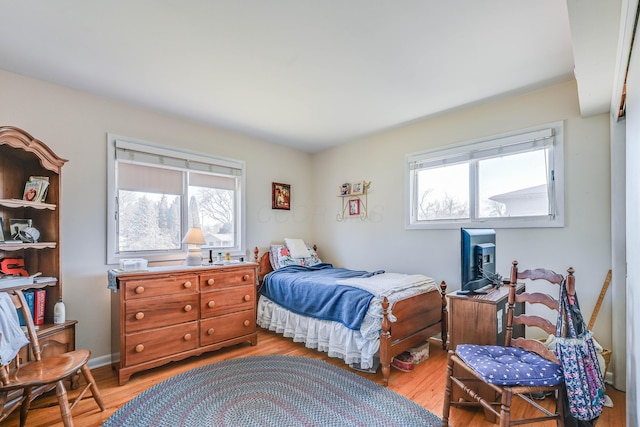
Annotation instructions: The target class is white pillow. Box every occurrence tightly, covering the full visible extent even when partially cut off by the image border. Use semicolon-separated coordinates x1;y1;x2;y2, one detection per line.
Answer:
284;238;311;259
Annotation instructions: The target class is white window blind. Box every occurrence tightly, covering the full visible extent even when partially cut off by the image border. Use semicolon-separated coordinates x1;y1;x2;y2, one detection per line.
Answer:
405;122;564;229
107;135;246;264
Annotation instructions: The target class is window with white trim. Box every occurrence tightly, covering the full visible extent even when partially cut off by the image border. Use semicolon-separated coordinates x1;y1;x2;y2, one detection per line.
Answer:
107;135;246;264
405;122;564;229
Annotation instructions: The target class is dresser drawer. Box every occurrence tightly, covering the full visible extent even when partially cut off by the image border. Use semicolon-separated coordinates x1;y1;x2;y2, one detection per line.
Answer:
201;269;255;289
122;274;198;300
200;285;255;318
200;310;256;346
125;293;199;333
125;321;199;366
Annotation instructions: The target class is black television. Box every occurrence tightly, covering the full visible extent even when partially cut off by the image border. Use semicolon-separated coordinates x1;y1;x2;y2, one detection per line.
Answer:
460;228;497;295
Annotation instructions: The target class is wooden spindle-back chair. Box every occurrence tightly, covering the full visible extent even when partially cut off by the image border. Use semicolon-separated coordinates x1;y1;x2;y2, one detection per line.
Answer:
442;260;572;426
0;289;105;427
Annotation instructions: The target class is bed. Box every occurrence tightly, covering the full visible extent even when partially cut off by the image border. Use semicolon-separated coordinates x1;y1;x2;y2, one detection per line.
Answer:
253;241;448;386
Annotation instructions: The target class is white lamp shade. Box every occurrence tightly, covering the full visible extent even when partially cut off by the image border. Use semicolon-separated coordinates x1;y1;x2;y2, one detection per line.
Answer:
182;227;206;245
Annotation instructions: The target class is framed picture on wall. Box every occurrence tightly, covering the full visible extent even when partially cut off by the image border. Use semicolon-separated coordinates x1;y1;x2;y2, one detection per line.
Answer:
272;182;291;210
349;199;360;216
351;181;364;195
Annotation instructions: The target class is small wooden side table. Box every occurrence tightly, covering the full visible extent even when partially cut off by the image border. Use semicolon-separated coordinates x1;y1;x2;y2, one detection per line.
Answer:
447;284;525;422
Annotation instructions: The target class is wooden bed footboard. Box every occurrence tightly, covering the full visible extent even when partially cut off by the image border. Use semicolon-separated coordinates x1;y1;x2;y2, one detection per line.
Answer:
379;281;448;385
253;246;448;386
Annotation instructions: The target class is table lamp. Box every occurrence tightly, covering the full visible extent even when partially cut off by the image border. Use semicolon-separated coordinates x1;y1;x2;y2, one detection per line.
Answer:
182;227;206;266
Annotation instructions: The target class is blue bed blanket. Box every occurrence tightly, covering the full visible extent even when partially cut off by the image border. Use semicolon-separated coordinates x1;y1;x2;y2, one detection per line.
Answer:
259;264;377;330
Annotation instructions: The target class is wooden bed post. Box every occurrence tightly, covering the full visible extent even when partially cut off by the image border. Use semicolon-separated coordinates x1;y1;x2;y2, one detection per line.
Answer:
380;297;391;386
440;280;448;350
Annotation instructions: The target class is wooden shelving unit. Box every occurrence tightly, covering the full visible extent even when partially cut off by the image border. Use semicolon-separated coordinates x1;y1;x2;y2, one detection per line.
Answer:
0;126;74;360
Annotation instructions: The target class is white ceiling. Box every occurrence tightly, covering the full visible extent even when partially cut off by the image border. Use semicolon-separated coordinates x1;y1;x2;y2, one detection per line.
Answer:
0;1;622;152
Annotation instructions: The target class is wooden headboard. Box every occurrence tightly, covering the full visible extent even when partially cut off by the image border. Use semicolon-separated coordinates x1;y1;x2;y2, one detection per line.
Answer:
253;244;318;283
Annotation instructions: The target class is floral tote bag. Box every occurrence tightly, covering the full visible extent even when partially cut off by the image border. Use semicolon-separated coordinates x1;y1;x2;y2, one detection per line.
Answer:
555;280;606;421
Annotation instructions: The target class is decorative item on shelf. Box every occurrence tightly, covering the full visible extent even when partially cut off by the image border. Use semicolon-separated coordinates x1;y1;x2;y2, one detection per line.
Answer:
351;180;365;195
341;183;351;195
182;227;206;266
20;225;41;243
22;175;50;203
0;217;4;242
9;219;40;243
53;296;66;324
9;218;30;240
272;182;291;210
0;257;29;276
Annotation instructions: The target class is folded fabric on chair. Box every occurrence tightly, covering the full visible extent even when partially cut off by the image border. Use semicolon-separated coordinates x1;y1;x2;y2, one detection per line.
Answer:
0;292;29;365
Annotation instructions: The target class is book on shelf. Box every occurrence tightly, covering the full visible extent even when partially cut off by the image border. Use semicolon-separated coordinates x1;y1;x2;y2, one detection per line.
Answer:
22;176;50;203
16;290;35;327
34;289;46;325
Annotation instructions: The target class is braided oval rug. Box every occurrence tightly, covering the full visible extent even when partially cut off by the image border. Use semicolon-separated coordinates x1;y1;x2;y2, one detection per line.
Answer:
103;355;443;427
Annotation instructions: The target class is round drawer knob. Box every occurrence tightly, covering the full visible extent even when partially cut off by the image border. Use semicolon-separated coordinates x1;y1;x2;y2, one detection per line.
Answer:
207;328;215;335
135;312;145;320
135;286;145;294
184;333;192;341
242;274;249;281
207;278;215;286
243;294;251;302
183;281;192;288
184;304;192;312
208;300;215;308
243;320;250;327
135;344;144;353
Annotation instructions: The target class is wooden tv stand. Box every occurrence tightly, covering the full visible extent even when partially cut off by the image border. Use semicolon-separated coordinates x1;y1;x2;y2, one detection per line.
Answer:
448;283;525;422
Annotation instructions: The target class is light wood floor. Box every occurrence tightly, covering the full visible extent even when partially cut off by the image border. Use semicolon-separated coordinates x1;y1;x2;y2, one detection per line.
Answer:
4;329;626;426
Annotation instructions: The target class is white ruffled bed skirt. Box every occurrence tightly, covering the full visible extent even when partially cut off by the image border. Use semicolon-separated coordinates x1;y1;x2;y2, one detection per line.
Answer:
257;295;380;369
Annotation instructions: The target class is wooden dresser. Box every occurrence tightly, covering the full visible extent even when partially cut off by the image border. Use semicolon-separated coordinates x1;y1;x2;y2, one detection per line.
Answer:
110;263;258;385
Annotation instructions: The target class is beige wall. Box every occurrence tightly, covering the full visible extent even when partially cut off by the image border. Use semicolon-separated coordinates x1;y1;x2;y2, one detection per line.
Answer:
0;70;314;363
0;71;614;377
311;80;613;352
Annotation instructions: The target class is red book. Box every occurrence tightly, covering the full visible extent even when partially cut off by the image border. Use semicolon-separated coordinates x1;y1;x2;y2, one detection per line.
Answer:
34;289;46;325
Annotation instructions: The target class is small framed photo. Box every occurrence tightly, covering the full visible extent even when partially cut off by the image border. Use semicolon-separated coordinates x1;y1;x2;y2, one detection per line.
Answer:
9;219;30;240
348;199;360;216
341;183;351;195
351;181;364;195
272;182;291;210
0;217;5;242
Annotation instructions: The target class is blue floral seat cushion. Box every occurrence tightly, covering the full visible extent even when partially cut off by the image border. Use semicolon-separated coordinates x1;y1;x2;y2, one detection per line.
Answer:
456;344;564;387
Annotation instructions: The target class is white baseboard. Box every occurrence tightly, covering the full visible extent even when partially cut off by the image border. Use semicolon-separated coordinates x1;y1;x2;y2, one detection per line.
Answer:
88;354;114;370
605;371;614;385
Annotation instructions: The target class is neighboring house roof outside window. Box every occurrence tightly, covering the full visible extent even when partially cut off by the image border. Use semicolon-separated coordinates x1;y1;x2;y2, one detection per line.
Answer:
489;184;547;217
204;233;234;247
